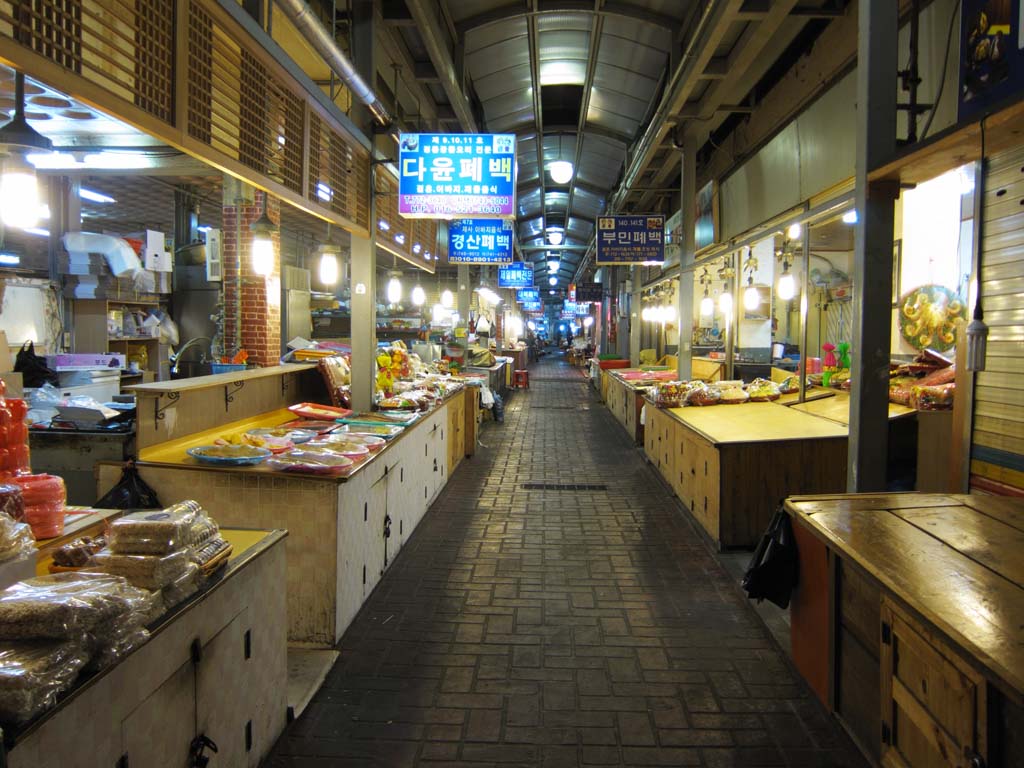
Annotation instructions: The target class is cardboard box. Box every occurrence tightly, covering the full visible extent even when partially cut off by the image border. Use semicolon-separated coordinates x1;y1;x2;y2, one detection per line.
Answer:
48;353;126;372
0;372;23;397
0;331;12;373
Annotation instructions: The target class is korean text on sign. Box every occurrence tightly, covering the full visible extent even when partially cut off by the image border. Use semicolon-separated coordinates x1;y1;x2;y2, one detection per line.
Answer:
399;134;517;218
447;219;514;264
595;215;666;265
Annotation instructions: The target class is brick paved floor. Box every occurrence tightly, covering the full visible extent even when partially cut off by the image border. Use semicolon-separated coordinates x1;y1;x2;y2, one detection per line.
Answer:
268;354;868;768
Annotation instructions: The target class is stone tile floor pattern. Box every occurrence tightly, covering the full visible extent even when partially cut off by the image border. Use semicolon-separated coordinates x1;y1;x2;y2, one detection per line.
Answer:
268;354;868;767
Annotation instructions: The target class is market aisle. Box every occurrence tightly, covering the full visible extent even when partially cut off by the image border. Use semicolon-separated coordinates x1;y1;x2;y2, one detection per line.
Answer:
268;354;866;768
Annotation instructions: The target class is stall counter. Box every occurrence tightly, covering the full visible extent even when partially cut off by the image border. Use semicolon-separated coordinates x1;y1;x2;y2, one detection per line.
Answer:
785;493;1024;767
643;401;848;548
5;528;288;768
99;380;476;647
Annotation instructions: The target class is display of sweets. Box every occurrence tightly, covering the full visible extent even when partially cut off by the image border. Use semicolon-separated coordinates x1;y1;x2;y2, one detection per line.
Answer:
653;381;685;408
0;380;30;479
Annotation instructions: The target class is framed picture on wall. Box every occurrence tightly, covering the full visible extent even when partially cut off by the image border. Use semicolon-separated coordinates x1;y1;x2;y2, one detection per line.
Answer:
892;239;902;306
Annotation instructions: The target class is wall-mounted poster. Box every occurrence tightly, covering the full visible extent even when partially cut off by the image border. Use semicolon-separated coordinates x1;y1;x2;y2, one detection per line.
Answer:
695;180;718;252
959;0;1024;120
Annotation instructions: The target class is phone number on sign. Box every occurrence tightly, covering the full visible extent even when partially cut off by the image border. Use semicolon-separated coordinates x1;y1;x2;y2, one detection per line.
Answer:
401;195;513;216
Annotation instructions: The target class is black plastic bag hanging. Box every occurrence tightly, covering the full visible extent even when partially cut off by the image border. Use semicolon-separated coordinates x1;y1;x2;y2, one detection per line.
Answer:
94;460;162;509
741;506;799;609
14;341;59;388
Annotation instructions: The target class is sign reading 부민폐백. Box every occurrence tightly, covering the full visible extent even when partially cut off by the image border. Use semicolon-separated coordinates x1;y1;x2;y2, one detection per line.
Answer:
575;282;602;302
498;262;533;289
447;219;514;264
595;214;666;265
399;133;516;218
517;288;540;303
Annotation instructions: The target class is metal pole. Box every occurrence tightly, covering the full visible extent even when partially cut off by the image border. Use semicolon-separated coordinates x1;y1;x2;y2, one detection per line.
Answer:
849;0;900;491
678;135;697;381
799;228;811;402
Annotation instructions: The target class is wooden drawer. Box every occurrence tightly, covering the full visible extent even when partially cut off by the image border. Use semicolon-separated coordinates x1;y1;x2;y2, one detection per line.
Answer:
690;436;720;540
880;597;988;768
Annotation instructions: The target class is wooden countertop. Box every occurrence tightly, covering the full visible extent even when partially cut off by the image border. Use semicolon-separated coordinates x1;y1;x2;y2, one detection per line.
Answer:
127;363;317;395
788;389;915;425
786;493;1024;701
666;401;848;444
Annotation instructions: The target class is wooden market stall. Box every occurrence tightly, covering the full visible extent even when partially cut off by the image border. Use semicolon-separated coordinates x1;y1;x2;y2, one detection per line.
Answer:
99;364;475;647
643;401;848;548
786;493;1024;768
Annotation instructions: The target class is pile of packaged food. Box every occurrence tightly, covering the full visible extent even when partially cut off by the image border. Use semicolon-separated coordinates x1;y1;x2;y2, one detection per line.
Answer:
889;350;956;410
0;572;157;723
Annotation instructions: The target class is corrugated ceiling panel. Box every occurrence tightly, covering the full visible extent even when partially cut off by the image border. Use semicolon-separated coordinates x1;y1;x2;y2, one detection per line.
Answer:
597;33;666;75
536;12;591;31
487;108;535;133
464;15;529;53
485;91;536;123
473;65;533;101
585;107;639;142
588;86;652;120
540;60;587;85
538;28;591;61
466;36;530;77
591;65;661;100
602;16;670;51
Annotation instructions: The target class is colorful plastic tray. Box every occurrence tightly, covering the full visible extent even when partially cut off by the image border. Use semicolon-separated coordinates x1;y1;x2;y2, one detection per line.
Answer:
187;445;271;466
247;427;319;444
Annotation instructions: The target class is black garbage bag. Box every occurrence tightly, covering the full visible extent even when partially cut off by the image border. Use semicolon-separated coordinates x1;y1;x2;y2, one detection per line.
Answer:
14;341;59;388
94;461;162;509
741;506;799;609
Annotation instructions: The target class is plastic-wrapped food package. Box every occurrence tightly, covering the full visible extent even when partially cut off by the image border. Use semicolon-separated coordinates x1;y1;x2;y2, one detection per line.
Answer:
12;475;66;539
84;626;150;673
91;549;191;590
0;485;24;522
162;563;200;608
685;382;721;407
0;573;151;641
108;501;210;555
0;515;35;564
745;378;781;402
51;535;106;568
0;641;89;723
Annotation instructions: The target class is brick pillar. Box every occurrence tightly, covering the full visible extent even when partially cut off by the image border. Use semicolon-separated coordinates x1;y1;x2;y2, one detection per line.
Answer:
222;181;282;367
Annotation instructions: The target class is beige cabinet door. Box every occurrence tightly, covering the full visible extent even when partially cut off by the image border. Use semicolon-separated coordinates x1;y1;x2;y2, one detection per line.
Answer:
122;660;194;768
196;610;252;767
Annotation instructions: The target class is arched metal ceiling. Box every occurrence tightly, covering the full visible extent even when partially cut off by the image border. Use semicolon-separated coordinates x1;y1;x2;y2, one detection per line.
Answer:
386;0;842;293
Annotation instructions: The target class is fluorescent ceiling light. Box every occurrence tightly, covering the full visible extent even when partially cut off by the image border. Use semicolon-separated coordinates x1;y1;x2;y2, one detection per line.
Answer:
79;187;116;204
547;231;563;245
842;210;858;225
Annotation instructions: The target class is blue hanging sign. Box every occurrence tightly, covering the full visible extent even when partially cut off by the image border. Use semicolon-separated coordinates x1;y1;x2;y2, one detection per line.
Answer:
447;219;514;264
595;214;666;265
521;300;542;312
517;288;540;303
399;133;517;218
498;262;534;289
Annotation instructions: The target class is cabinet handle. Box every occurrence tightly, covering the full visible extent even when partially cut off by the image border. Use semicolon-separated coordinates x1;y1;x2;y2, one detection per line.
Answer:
964;748;986;768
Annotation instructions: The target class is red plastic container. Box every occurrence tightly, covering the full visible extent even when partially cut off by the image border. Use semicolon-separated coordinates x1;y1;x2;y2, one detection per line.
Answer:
23;501;65;539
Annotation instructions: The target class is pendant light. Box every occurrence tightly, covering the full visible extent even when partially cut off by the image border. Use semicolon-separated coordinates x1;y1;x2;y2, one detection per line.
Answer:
548;134;574;184
0;73;52;229
777;261;796;301
250;192;277;276
441;289;454;308
549;276;558;286
547;230;563;245
386;272;403;304
411;282;426;307
317;225;339;285
718;284;733;315
699;267;714;317
548;259;559;273
742;248;760;311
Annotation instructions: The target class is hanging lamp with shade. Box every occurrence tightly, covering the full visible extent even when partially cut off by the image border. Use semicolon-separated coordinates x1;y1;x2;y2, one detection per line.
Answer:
250;192;277;276
317;224;340;286
0;72;52;230
717;256;735;314
441;288;454;308
777;247;796;300
698;267;714;317
742;247;760;311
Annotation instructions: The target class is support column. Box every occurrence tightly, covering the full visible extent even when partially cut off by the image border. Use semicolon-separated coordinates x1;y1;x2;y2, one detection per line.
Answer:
678;135;697;381
457;265;471;324
629;266;641;366
849;0;899;491
222;179;281;367
350;232;376;412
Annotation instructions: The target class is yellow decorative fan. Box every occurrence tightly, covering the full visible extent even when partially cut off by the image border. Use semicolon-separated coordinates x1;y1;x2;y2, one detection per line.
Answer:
898;284;966;352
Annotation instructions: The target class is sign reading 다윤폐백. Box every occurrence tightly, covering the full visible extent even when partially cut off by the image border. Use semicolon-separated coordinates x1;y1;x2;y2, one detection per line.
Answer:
595;214;666;265
498;262;534;289
399;133;516;218
447;219;514;264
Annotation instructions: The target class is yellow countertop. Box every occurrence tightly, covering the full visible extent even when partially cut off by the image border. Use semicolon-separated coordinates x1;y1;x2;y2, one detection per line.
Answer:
788;389;915;426
666;401;849;444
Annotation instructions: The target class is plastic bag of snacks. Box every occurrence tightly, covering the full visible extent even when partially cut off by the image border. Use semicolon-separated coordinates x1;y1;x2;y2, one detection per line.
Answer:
745;378;781;402
0;573;152;641
108;501;216;555
162;563;200;608
51;536;106;568
653;381;685;408
0;484;24;522
0;513;35;565
684;382;721;407
12;475;66;539
90;549;191;590
720;386;750;404
911;382;955;411
84;625;150;673
0;641;89;723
